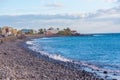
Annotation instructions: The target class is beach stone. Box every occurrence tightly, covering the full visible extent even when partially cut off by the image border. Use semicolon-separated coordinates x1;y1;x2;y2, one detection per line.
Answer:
113;73;117;76
100;78;104;80
103;71;107;74
4;52;7;55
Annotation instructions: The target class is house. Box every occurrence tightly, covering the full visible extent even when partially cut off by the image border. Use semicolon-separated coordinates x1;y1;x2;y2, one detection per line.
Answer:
45;27;59;36
21;29;38;34
1;26;18;37
71;30;80;36
2;26;13;37
32;30;38;34
21;29;32;34
71;30;77;35
12;29;18;36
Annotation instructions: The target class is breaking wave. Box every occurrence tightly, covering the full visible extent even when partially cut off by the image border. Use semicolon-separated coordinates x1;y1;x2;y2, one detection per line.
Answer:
26;35;120;80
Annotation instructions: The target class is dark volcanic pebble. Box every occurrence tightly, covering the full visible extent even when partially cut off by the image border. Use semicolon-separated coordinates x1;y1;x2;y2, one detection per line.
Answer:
103;71;108;74
4;52;7;55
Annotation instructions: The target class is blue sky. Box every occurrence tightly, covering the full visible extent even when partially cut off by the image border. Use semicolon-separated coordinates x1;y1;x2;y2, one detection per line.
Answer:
0;0;118;15
0;0;120;33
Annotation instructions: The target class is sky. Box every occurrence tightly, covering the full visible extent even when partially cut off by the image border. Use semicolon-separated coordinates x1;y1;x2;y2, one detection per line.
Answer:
0;0;120;33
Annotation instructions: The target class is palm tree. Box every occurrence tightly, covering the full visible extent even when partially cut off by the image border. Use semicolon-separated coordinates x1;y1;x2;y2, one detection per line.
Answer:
39;29;44;34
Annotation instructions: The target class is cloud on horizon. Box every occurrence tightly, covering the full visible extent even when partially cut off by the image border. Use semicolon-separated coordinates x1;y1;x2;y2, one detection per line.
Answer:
87;0;119;3
45;3;64;8
103;0;118;3
0;5;120;33
86;5;120;22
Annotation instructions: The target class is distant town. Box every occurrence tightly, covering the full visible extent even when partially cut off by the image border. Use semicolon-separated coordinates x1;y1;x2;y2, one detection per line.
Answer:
0;26;80;38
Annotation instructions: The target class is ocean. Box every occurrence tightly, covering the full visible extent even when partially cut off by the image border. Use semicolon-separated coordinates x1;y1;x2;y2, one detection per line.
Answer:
26;34;120;79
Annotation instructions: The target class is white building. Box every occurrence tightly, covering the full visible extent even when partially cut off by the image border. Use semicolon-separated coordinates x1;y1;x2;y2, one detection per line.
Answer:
45;27;59;36
2;26;13;37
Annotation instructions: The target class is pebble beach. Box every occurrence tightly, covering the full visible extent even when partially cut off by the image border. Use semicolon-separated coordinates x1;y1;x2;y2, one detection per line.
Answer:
0;37;104;80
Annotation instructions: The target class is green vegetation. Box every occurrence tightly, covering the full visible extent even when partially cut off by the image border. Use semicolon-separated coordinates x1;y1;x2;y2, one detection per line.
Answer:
38;28;46;34
29;30;34;34
57;28;72;36
37;27;79;36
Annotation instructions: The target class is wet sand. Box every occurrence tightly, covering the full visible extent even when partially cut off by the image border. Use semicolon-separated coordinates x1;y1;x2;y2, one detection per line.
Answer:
0;37;103;80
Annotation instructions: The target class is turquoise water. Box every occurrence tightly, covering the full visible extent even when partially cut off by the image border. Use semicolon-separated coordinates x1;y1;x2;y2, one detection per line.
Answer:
27;34;120;73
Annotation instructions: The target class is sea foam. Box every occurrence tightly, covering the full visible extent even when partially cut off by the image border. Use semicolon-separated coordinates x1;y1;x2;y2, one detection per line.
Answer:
26;40;71;62
26;35;120;80
26;41;33;45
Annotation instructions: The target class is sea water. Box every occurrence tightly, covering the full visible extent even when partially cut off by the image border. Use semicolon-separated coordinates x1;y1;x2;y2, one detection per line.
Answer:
26;34;120;79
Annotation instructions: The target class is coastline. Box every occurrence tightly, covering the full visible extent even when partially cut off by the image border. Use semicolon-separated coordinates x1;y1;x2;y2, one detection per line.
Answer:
0;36;103;80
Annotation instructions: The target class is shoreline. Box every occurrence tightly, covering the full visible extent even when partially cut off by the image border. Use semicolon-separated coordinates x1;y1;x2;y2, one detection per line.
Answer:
24;36;120;80
0;36;103;80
